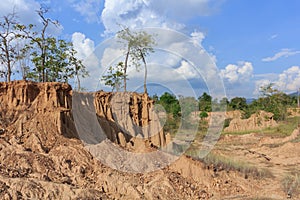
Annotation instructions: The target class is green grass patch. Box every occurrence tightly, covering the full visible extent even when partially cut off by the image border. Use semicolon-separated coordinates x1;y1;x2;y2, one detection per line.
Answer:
262;117;299;137
221;129;260;136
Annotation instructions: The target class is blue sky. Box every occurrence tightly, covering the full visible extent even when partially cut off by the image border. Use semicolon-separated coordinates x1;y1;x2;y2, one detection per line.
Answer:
1;0;300;98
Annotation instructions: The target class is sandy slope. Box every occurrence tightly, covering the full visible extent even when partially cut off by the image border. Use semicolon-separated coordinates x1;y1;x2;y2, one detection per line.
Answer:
0;81;299;199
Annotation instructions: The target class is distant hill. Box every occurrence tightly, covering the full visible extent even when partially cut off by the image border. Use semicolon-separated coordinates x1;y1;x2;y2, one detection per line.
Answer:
289;91;299;97
246;98;256;104
246;92;298;104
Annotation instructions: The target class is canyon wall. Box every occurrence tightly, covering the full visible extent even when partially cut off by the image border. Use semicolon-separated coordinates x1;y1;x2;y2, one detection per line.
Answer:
93;91;166;149
0;81;166;151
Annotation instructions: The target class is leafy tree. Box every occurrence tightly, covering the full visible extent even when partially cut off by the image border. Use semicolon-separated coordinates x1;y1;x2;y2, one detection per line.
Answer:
16;7;88;85
0;68;4;79
157;92;180;118
257;83;293;120
219;97;229;107
101;62;126;92
260;83;278;97
228;97;251;118
27;7;60;82
68;47;89;90
155;92;181;133
25;38;87;84
0;11;20;82
151;94;159;102
229;97;248;111
242;83;295;120
198;92;212;112
44;38;69;82
117;27;155;93
15;39;31;80
199;111;208;119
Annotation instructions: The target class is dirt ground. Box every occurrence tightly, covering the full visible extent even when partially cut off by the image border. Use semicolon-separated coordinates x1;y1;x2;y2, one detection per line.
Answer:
0;81;299;199
209;128;300;199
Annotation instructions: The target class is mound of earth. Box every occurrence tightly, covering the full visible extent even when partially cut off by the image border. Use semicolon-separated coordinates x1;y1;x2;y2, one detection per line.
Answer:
224;110;277;132
287;108;300;117
0;81;294;199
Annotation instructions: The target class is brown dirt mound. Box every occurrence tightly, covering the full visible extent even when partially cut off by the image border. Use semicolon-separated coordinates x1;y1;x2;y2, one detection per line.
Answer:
0;81;293;199
224;110;277;132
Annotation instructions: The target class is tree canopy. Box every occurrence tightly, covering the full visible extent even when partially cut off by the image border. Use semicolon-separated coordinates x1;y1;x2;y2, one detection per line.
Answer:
198;92;212;112
0;7;88;89
116;27;155;93
101;62;126;92
0;11;19;82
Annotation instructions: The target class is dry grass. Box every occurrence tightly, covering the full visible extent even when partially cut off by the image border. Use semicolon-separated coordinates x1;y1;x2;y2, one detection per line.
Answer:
281;172;300;198
188;151;273;179
222;116;300;137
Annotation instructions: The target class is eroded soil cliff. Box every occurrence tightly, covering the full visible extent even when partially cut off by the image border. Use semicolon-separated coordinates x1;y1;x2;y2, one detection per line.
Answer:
0;81;298;199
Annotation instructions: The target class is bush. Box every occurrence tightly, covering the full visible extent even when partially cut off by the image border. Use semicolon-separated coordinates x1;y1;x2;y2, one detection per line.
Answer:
199;111;208;119
223;118;232;128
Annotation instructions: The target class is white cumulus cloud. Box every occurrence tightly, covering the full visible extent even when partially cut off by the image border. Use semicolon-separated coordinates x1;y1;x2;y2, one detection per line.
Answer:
253;79;272;96
190;31;205;46
100;47;124;69
101;0;181;34
253;66;300;96
175;60;198;79
72;32;101;89
72;32;95;60
71;32;99;69
72;0;223;93
100;0;222;34
276;66;300;91
220;62;253;84
0;0;62;35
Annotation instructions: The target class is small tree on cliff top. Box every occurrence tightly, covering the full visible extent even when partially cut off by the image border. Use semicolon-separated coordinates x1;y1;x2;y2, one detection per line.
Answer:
117;27;155;93
0;11;20;82
101;62;126;92
24;7;60;82
16;7;88;85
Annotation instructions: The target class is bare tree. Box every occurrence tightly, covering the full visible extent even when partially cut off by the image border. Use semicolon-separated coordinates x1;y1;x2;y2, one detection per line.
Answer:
0;10;18;82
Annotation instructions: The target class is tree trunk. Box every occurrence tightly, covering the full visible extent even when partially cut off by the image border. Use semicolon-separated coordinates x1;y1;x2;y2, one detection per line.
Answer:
7;64;11;82
140;49;147;94
4;41;11;82
6;53;11;82
42;52;45;82
77;74;81;91
144;61;147;94
124;50;130;92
